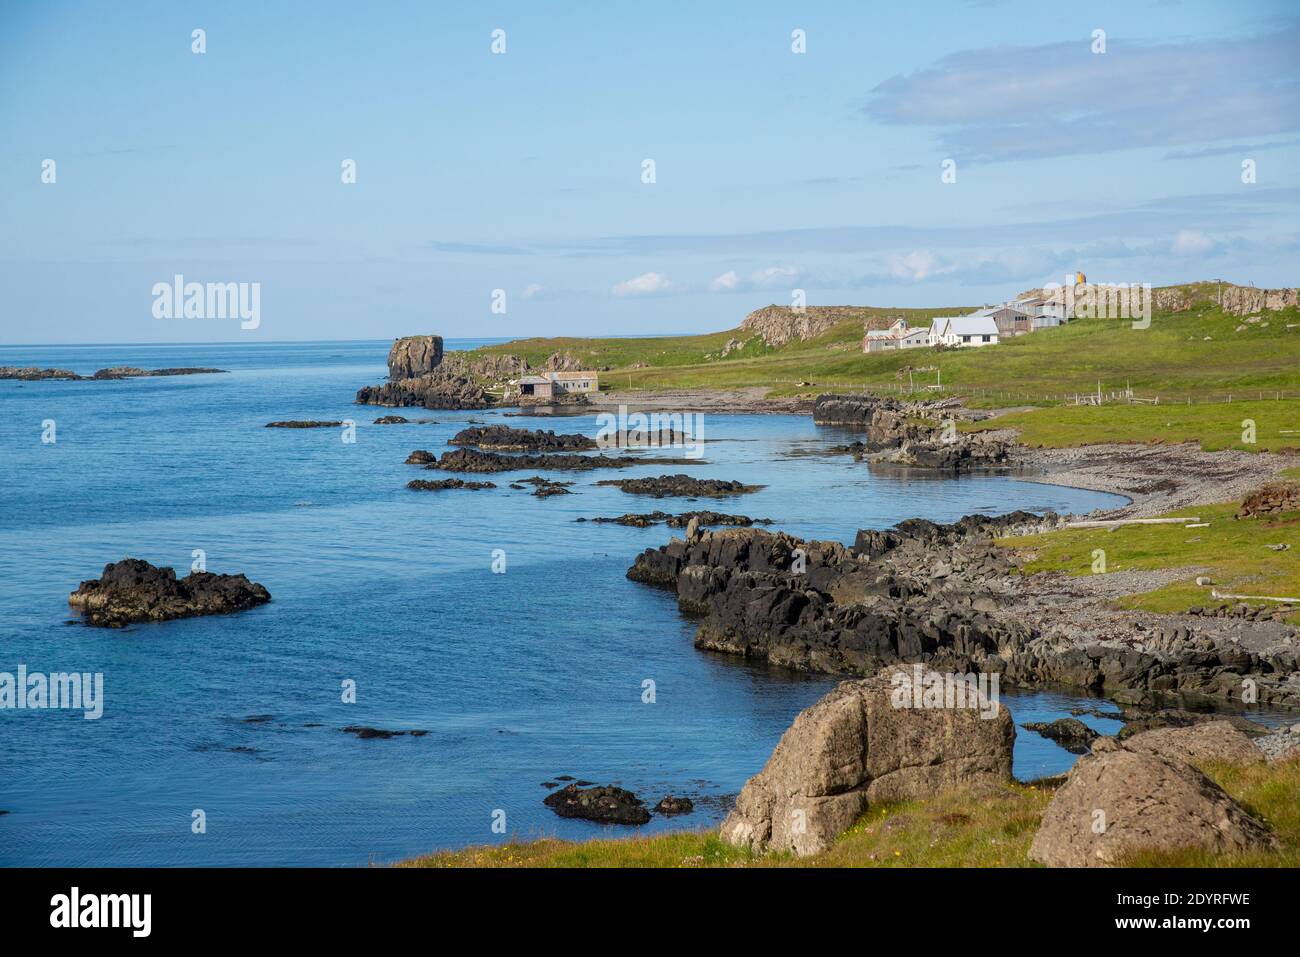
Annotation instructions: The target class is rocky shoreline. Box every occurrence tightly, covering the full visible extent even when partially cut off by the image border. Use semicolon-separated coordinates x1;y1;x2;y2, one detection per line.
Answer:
625;511;1300;709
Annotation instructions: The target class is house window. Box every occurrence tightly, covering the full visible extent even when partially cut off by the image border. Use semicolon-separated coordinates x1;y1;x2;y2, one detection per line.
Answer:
983;335;992;342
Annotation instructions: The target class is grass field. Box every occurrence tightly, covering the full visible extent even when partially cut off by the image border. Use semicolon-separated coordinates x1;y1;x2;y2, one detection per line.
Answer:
969;399;1300;453
472;289;1300;408
1000;501;1300;618
401;758;1300;868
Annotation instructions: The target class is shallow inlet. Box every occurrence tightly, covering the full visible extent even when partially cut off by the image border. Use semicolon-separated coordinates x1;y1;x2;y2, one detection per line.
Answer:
0;339;1289;866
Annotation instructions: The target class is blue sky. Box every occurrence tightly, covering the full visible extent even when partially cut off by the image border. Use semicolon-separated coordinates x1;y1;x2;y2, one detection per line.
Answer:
1;0;1297;344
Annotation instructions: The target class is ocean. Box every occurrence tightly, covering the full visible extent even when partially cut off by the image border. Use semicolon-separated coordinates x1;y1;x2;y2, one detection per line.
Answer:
0;338;1235;865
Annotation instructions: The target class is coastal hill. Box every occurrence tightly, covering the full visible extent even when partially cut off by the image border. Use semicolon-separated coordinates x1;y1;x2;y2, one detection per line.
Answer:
473;280;1300;405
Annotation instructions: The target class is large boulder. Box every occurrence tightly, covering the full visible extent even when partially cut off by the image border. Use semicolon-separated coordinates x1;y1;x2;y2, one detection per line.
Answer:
720;668;1014;856
1118;720;1264;766
387;335;444;379
1029;749;1275;867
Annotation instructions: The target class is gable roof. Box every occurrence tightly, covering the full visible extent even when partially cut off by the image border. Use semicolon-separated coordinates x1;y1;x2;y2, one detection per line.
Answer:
949;314;1000;336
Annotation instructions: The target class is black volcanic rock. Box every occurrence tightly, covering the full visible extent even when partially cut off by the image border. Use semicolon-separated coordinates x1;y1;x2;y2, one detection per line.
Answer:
68;558;270;628
1;366;226;381
595;474;763;498
341;726;430;740
430;448;695;473
1022;718;1099;753
543;784;651;825
584;511;772;528
450;425;596;451
265;420;344;428
407;478;497;491
654;795;694;816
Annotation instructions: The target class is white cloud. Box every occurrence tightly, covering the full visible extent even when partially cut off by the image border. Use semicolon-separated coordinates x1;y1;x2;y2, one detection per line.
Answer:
865;25;1300;162
1171;230;1215;256
750;265;801;288
612;271;672;297
709;270;740;291
886;250;952;281
522;283;544;299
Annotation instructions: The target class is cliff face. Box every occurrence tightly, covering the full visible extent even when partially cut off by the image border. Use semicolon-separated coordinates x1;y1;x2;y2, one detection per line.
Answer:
739;305;875;347
387;335;444;379
1018;282;1300;317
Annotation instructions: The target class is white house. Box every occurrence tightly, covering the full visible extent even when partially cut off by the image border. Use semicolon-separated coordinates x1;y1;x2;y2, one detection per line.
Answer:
928;314;1000;348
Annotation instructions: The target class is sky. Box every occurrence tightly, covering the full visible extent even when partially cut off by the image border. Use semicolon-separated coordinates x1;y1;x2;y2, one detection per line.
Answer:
1;0;1298;344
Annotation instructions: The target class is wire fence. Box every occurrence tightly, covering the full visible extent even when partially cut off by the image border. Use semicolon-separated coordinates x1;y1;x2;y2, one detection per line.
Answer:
774;378;1298;406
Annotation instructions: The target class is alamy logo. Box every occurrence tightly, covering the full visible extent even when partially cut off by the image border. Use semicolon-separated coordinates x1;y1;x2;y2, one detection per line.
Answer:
50;887;151;937
0;665;103;719
1045;275;1151;329
889;664;1000;719
152;274;261;329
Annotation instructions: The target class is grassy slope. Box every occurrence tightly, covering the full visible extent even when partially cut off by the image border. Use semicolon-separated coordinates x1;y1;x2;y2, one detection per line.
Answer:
973;399;1300;453
1000;502;1300;619
472;295;1300;407
402;759;1300;868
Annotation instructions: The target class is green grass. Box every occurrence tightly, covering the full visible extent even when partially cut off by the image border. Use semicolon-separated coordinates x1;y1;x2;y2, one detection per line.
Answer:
970;399;1300;452
1121;758;1300;867
399;782;1055;868
468;292;1300;404
1000;502;1300;618
401;760;1300;868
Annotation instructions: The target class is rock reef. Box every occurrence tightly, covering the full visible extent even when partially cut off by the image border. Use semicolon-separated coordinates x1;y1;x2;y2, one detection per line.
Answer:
450;425;596;451
68;559;270;628
595;474;763;498
543;784;651;825
1;366;226;381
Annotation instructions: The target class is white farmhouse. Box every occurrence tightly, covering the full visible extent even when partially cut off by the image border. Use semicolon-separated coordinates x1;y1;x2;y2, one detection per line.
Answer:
927;314;1000;348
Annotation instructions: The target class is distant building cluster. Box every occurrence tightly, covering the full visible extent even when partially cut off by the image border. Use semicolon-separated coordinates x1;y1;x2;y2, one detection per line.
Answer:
863;293;1070;353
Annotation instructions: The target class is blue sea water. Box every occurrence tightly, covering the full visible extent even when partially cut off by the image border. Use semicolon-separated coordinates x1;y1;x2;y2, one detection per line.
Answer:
0;340;1251;865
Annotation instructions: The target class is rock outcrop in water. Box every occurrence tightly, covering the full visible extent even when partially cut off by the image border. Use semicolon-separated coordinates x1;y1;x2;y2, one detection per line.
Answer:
595;475;763;498
581;511;772;528
265;420;344;428
543;783;651;825
450;425;596;451
1;366;226;381
386;335;444;379
407;478;497;491
68;559;271;628
427;449;696;473
721;667;1014;856
355;339;534;411
813;393;1011;471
